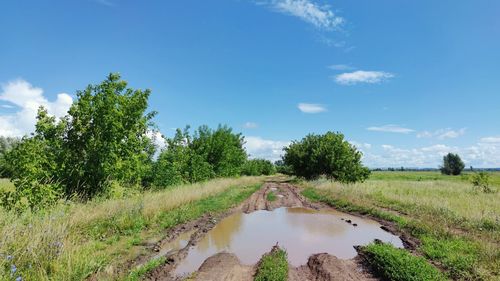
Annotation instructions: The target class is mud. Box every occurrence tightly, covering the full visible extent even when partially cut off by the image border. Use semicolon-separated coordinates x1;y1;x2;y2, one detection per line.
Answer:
137;182;412;281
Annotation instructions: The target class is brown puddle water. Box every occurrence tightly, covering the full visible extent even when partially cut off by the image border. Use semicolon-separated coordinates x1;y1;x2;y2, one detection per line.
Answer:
174;207;403;276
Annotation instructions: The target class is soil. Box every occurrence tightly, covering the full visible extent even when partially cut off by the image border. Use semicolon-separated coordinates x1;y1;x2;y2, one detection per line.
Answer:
128;181;417;281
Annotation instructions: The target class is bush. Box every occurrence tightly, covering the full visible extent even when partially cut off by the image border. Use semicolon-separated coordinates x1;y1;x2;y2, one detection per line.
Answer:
0;179;62;212
470;172;493;193
283;131;370;183
440;153;465;175
241;159;276;176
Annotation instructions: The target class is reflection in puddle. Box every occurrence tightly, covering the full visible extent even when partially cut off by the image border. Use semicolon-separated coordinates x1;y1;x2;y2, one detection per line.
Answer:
174;207;403;276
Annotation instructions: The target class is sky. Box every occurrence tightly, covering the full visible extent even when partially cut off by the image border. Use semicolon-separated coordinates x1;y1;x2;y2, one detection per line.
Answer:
1;0;499;168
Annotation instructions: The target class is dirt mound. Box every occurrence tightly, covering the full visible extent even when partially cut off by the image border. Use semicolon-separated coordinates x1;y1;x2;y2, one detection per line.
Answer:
194;252;254;281
289;253;377;281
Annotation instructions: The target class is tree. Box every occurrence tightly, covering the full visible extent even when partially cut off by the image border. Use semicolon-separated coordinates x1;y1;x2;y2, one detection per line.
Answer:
5;73;157;201
440;153;465;175
152;125;245;188
283;132;370;183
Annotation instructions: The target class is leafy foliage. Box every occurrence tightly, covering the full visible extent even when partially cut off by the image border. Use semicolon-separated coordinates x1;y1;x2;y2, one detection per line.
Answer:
2;74;156;209
440;153;465;175
283;132;370;182
241;159;276;176
152;125;246;188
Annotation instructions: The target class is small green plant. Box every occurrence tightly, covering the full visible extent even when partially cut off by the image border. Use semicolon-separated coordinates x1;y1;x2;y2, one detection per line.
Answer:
470;172;493;193
266;191;277;201
254;246;288;281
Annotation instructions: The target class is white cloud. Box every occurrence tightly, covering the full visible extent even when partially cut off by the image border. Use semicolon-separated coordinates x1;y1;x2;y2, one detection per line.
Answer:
360;137;500;168
367;124;414;134
243;122;258;129
297;103;326;113
146;130;167;151
328;64;353;71
334;70;394;85
244;136;290;161
268;0;344;30
479;136;500;143
0;79;73;137
417;128;466;140
349;140;372;151
1;104;14;109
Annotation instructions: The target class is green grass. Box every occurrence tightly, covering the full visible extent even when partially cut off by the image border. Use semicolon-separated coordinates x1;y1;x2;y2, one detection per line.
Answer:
361;242;446;281
125;256;166;281
266;191;277;201
300;176;499;280
254;247;288;281
369;171;500;187
0;177;264;280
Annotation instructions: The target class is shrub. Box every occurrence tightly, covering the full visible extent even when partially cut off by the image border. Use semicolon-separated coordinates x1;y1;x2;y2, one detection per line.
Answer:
470;172;493;193
283;131;370;183
440;153;465;175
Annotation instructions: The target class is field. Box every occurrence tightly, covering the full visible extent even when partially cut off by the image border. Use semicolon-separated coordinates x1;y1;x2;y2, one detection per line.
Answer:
1;171;499;280
301;171;500;280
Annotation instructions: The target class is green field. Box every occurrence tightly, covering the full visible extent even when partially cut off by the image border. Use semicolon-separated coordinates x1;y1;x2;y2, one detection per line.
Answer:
301;171;500;280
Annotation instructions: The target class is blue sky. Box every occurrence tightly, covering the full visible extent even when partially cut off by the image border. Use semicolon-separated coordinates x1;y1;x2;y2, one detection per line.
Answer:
1;0;499;167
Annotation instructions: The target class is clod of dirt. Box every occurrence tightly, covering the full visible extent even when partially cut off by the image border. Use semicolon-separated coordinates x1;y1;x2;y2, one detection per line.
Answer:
194;252;254;281
289;253;377;281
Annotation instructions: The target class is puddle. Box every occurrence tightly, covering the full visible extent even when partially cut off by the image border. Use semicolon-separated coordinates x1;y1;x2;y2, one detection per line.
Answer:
154;229;196;259
174;207;403;276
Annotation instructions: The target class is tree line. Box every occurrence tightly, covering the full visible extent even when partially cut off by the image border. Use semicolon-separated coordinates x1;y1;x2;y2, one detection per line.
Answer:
0;73;372;211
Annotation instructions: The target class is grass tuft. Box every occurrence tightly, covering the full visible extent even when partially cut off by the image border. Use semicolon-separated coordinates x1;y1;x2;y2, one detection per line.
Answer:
361;242;446;281
254;246;288;281
266;191;277;201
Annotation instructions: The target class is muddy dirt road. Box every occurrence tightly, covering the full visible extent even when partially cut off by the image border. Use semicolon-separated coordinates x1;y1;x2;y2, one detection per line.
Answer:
139;181;402;281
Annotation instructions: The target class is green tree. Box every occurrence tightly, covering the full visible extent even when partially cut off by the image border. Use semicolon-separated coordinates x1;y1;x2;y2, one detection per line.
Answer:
283;131;370;183
440;153;465;175
191;125;246;177
5;73;157;201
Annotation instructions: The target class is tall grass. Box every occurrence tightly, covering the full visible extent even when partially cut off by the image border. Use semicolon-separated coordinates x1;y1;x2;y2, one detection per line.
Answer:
0;176;263;280
302;172;500;280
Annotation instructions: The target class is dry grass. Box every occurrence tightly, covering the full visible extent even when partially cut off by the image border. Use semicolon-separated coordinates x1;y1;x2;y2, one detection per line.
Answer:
312;179;500;226
0;176;264;280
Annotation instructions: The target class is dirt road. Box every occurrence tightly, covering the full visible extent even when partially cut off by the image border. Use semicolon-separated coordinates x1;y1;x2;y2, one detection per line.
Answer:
140;181;392;281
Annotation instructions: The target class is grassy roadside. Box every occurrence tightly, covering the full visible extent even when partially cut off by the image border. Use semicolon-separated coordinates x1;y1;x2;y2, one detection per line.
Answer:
254;247;288;281
360;242;446;281
300;172;500;280
0;176;264;280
